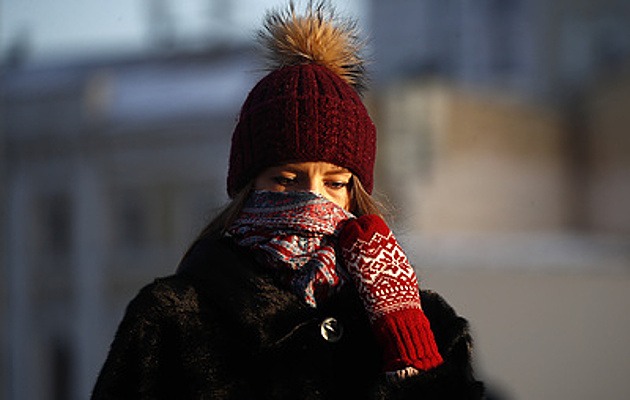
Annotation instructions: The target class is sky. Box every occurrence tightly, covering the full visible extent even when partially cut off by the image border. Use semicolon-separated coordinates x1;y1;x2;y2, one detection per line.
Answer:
1;0;367;64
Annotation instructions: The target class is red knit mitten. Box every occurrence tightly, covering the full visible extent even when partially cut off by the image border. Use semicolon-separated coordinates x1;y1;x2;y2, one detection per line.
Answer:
339;215;443;372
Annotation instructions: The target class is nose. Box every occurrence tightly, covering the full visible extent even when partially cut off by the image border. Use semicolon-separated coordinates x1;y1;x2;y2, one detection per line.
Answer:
301;178;322;195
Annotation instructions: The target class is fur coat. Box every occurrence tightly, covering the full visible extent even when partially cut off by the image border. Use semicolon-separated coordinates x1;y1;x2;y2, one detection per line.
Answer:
92;237;484;399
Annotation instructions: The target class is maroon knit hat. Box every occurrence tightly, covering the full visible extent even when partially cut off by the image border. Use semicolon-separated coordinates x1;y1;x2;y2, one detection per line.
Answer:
227;3;376;197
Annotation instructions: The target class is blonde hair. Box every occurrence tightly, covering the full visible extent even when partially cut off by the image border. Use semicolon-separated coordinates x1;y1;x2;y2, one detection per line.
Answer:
349;177;385;218
194;181;254;241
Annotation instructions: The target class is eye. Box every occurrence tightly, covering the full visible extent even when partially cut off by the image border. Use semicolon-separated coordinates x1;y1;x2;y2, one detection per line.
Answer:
272;176;297;187
325;180;349;190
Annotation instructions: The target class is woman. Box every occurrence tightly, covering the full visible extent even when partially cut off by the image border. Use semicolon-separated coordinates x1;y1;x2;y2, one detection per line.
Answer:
92;3;484;399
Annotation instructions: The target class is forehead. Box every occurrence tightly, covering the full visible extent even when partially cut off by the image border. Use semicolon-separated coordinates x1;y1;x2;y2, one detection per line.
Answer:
269;161;351;174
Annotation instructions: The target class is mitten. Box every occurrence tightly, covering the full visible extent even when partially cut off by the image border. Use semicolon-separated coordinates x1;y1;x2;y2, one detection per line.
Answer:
339;215;443;372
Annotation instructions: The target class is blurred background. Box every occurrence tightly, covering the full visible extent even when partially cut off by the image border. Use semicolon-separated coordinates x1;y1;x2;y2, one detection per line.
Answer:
1;0;629;399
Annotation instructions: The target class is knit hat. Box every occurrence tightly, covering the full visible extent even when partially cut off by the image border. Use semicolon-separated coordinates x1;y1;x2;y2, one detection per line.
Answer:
227;2;376;197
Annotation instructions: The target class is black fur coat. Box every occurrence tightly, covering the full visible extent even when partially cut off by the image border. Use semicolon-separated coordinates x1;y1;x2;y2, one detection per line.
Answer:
92;237;484;399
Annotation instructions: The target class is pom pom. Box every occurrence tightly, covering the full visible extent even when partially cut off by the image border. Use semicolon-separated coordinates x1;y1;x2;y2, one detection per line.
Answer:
258;1;368;94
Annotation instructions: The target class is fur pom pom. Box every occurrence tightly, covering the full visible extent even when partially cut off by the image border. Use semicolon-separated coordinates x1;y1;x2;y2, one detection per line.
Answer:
258;1;367;93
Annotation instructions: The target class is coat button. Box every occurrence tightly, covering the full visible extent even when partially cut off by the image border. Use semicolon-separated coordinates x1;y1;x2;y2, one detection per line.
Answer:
320;317;343;343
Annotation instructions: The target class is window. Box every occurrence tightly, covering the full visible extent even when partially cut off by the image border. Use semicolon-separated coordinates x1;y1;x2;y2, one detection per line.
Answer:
115;189;149;249
51;338;72;400
489;0;521;74
38;192;72;257
112;184;179;254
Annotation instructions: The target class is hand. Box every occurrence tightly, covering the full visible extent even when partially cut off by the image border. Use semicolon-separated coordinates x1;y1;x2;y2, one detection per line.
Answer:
339;215;443;372
339;214;422;320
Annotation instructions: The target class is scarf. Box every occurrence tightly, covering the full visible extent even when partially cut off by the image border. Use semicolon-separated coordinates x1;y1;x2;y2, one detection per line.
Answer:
227;190;354;307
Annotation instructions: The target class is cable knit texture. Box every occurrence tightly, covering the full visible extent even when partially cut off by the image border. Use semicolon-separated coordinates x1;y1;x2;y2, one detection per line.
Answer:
226;2;376;197
227;63;376;197
339;215;443;372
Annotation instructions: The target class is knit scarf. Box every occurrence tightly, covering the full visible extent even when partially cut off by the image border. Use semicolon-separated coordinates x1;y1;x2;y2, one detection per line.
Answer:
227;190;354;307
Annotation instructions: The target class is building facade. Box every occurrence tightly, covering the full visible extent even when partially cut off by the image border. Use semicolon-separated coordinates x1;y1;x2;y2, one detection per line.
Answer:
1;46;258;400
370;0;630;102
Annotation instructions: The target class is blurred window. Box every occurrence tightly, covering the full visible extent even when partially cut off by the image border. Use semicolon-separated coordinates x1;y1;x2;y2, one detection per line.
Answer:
116;189;149;250
489;0;521;74
51;338;71;400
113;184;179;254
38;192;73;257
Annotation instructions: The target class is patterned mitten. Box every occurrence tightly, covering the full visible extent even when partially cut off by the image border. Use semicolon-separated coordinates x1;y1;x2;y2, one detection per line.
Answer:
339;215;443;372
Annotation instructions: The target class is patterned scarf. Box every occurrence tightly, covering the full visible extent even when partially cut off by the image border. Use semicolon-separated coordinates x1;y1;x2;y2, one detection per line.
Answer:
227;190;355;307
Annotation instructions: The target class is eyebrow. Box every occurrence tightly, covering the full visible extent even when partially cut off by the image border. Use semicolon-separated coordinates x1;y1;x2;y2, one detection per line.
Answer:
324;168;351;175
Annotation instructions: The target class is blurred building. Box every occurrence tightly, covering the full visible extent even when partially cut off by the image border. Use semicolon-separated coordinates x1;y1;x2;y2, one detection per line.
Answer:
371;0;630;102
2;1;630;399
1;45;258;400
369;0;630;249
369;1;630;399
373;74;630;267
369;0;630;246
